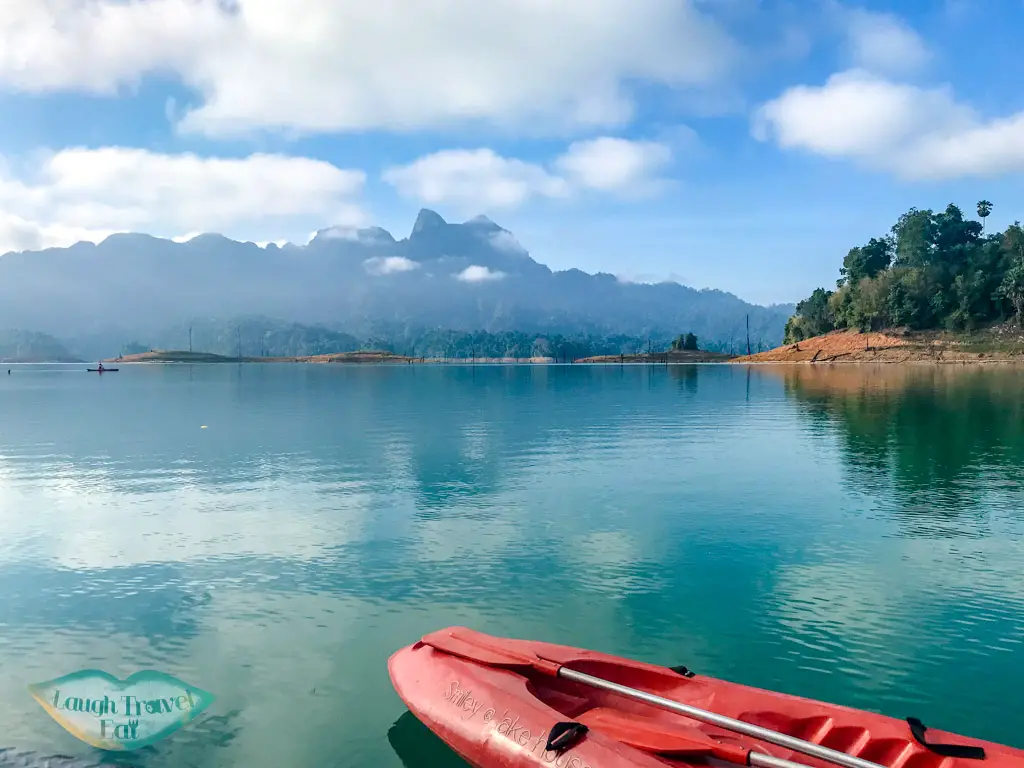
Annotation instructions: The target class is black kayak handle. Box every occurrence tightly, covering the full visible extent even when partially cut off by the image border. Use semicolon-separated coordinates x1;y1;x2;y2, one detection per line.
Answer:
546;721;588;753
907;718;986;759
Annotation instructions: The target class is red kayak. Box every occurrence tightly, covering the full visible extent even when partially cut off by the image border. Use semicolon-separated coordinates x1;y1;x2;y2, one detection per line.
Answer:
388;626;1022;768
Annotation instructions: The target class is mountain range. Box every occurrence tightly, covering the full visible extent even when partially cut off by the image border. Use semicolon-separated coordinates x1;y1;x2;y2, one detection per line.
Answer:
0;209;793;359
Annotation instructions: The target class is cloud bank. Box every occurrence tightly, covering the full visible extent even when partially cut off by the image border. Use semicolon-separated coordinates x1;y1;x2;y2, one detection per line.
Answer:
753;69;1024;180
0;148;366;255
0;0;738;136
383;137;674;211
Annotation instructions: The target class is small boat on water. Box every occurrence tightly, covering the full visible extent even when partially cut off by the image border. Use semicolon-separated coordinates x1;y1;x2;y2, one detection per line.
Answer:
86;365;118;372
388;626;1022;768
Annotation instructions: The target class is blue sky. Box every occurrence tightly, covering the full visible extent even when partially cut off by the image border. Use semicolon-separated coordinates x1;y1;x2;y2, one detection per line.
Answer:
0;0;1022;306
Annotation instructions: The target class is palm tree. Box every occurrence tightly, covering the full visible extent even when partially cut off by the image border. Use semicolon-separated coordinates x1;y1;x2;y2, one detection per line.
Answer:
977;200;993;233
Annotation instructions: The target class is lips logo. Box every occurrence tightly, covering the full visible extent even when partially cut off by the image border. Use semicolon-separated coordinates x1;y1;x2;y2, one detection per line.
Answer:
28;669;215;751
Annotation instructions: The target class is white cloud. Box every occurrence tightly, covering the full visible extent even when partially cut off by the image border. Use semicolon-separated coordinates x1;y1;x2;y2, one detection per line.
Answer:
317;226;364;241
616;271;687;285
0;211;115;255
456;265;505;283
908;113;1024;179
383;137;673;211
842;8;930;76
0;147;366;255
556;137;672;195
752;69;1024;179
0;0;739;136
752;70;966;157
488;230;528;255
363;256;420;276
382;149;569;210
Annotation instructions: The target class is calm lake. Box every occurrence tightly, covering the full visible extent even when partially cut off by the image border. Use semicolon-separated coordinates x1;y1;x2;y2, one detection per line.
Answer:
0;363;1022;766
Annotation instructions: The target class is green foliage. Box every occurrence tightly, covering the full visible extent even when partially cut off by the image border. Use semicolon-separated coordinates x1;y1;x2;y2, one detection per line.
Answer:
977;200;993;232
133;314;785;360
670;332;698;351
839;237;892;286
375;328;659;361
789;202;1024;335
148;318;706;360
997;259;1024;325
783;288;834;343
155;317;362;358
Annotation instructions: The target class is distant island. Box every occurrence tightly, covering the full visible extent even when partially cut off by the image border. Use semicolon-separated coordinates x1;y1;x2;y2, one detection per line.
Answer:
103;330;738;366
105;346;736;366
107;350;417;364
100;331;1024;366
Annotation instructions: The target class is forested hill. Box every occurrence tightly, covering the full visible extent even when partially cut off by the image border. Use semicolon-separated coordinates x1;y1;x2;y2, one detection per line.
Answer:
0;330;82;363
785;201;1024;343
121;318;763;361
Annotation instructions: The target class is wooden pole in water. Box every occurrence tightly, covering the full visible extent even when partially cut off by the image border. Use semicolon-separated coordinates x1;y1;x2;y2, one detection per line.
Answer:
746;314;751;356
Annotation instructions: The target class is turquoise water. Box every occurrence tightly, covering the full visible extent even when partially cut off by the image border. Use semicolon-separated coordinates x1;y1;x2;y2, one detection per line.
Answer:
0;363;1022;766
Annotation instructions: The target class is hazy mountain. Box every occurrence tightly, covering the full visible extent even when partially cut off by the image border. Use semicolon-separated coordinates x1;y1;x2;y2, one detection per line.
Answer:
0;209;793;358
0;330;82;363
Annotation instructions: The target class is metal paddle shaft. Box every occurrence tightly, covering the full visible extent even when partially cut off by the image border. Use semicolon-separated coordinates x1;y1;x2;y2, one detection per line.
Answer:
557;667;889;768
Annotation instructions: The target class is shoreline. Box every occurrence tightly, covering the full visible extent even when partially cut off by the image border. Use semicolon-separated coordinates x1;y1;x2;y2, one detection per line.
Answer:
101;350;737;365
99;357;1024;367
21;358;1024;367
75;329;1024;367
729;328;1024;365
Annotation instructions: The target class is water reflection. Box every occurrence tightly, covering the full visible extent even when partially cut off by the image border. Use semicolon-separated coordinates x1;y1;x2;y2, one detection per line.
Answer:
387;712;467;768
775;365;1024;536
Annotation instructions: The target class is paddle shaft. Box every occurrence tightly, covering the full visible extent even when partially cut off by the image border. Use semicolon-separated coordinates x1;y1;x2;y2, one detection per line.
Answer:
557;668;888;768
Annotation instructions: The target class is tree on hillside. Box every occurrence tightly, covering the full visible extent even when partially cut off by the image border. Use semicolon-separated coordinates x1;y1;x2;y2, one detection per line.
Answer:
671;332;698;351
997;259;1024;326
978;200;993;233
838;237;892;286
891;208;936;268
783;288;835;343
787;201;1024;334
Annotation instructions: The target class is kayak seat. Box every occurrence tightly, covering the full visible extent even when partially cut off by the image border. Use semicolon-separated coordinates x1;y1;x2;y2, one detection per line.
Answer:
576;706;749;761
819;726;871;753
858;738;916;768
737;711;953;768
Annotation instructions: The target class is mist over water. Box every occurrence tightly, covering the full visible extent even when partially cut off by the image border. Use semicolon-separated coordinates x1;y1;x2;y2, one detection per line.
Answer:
0;363;1021;766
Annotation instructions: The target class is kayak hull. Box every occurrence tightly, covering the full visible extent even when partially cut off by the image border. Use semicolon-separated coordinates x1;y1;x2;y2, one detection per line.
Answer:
388;627;1022;768
86;368;118;372
390;636;667;768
